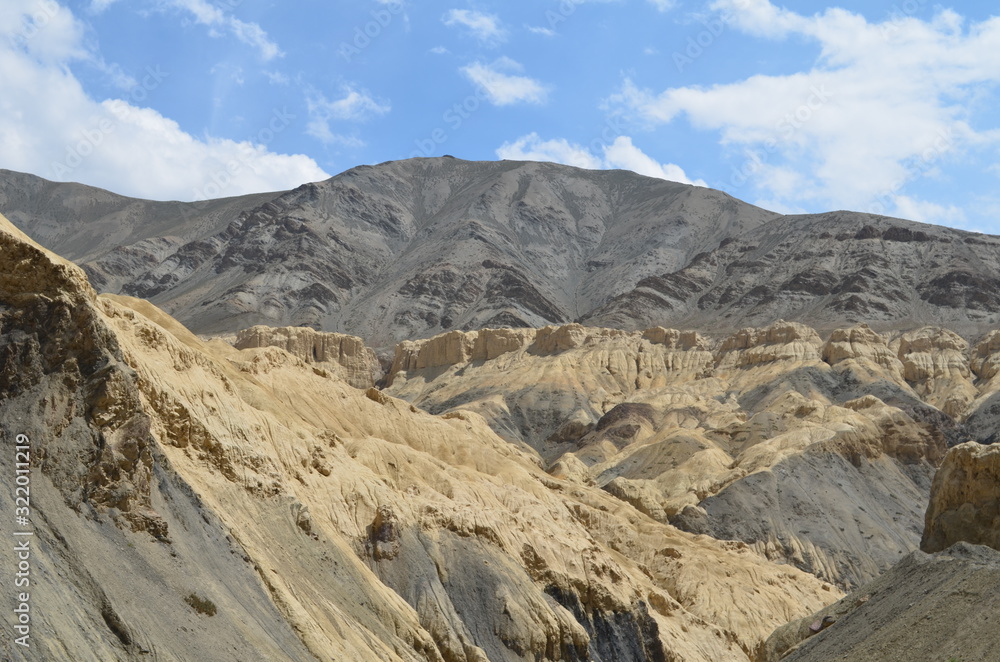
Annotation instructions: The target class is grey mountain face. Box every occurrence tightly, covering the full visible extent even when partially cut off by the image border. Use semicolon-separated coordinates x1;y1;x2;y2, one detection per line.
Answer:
4;158;1000;346
583;213;1000;337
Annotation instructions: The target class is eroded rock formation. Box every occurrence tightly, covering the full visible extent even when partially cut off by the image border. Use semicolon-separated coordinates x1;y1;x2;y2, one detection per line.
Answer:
233;324;381;388
921;441;1000;553
0;212;842;661
385;318;1000;589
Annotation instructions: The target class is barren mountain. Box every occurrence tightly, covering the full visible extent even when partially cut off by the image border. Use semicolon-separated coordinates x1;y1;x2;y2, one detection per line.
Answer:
8;158;1000;348
5;159;1000;661
582;212;1000;337
0;212;840;661
1;160;775;346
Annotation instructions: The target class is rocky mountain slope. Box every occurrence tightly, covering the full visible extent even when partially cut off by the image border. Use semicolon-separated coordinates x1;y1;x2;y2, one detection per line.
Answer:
760;441;1000;662
7;159;1000;347
761;542;1000;662
0;167;273;265
582;213;1000;337
0;211;843;661
1;160;775;346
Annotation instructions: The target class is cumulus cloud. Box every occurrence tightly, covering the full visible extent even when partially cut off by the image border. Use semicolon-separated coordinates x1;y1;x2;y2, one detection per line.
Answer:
603;136;707;185
461;57;548;106
496;133;704;186
608;0;1000;223
0;0;328;201
442;9;506;44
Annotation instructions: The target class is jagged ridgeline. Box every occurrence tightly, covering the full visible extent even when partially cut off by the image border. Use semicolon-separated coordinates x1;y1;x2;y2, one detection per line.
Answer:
6;158;1000;347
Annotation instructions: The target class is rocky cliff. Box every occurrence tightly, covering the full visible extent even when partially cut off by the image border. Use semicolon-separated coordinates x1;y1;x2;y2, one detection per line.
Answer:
233;325;382;389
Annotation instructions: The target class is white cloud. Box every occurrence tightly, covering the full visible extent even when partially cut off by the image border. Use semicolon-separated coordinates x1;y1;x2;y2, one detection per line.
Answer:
461;57;548;106
429;46;449;55
167;0;283;61
603;136;707;185
497;134;602;169
0;1;328;201
443;9;506;44
496;133;704;186
3;0;88;63
264;70;290;86
609;1;1000;219
306;87;390;145
647;0;677;12
891;195;967;227
307;87;390;123
527;25;556;37
89;0;120;13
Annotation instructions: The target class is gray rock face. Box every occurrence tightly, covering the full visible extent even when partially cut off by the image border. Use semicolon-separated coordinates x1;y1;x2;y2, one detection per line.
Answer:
7;160;1000;346
583;214;1000;337
686;450;935;591
3;159;772;346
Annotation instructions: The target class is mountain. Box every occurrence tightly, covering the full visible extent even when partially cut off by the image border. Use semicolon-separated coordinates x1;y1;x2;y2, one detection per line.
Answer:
0;211;838;661
582;212;1000;337
5;160;1000;661
0;160;776;346
8;158;1000;349
0;167;273;265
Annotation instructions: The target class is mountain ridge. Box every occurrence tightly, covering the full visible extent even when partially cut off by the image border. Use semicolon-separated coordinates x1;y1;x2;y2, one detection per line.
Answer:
16;157;1000;346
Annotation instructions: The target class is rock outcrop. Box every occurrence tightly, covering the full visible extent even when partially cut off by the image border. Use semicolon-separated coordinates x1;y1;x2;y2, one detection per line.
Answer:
921;441;1000;553
233;325;381;388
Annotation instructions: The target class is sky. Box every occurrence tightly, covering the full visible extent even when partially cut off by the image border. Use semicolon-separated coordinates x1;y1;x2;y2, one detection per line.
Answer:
2;1;1000;232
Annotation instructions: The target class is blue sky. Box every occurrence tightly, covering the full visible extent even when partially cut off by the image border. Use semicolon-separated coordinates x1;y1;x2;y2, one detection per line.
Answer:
2;1;1000;232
